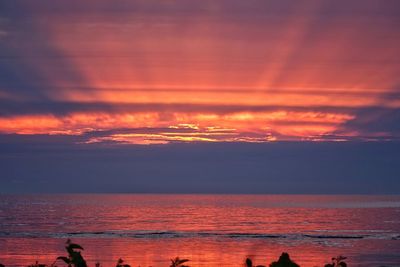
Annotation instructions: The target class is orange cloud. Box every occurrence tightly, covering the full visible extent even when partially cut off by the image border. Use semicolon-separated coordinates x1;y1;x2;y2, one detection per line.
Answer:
0;110;355;144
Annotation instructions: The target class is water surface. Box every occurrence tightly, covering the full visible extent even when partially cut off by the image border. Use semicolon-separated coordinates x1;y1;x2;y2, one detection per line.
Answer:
0;194;399;266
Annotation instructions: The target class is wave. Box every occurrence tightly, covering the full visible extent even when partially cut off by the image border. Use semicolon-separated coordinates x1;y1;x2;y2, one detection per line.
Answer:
1;230;399;240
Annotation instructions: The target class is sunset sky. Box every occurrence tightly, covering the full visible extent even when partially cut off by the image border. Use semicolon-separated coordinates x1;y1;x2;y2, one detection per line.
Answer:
1;0;399;193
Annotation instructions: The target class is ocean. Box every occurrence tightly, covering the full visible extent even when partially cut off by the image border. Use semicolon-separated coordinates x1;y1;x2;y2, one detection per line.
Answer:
0;194;399;266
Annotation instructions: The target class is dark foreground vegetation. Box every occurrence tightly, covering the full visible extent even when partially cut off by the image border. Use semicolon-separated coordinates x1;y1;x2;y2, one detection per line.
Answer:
0;239;347;267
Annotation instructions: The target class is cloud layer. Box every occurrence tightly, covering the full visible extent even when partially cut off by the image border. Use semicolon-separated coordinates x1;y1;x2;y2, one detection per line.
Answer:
1;0;399;144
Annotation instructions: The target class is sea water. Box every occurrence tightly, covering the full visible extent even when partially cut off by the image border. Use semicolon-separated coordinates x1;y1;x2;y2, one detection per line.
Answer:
0;194;399;266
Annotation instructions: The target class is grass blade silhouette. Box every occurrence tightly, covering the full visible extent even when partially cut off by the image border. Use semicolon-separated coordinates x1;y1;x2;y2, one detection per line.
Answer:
170;257;190;267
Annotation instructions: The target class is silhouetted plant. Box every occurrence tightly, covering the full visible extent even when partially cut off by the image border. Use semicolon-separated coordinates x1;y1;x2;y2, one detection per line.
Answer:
0;239;355;267
269;253;299;267
115;258;131;267
324;255;347;267
246;258;253;267
170;257;189;267
56;239;87;267
245;257;266;267
28;261;47;267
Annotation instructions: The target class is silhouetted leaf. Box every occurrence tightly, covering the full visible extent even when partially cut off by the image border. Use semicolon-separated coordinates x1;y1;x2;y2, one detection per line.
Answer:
170;257;190;267
57;257;70;264
246;258;253;267
67;244;84;250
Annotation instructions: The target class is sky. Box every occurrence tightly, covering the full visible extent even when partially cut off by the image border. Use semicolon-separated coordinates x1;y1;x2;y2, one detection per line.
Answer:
0;0;399;193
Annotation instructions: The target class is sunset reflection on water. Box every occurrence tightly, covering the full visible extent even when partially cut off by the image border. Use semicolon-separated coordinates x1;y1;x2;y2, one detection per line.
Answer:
0;194;400;266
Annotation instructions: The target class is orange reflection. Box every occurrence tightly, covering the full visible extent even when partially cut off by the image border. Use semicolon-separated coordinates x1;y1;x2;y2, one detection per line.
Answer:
1;194;399;266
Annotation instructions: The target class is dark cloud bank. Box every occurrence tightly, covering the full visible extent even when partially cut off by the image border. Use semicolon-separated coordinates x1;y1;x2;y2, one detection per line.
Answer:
1;137;399;194
1;0;400;195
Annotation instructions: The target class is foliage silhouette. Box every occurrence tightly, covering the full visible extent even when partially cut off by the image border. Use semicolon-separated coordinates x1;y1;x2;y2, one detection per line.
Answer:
324;255;347;267
269;253;300;267
116;258;131;267
27;261;47;267
170;257;190;267
56;239;87;267
0;240;350;267
246;258;253;267
245;257;266;267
